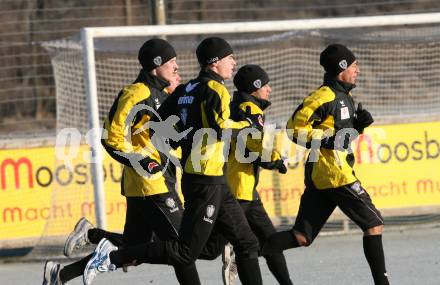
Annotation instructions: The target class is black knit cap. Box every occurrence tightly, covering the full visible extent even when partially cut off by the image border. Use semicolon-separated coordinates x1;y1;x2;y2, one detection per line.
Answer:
138;38;176;71
234;64;270;93
320;44;356;76
196;37;233;66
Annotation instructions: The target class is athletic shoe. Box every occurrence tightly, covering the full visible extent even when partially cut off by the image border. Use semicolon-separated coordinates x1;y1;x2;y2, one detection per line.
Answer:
222;243;238;285
122;264;130;273
42;260;66;285
63;217;93;257
83;238;118;285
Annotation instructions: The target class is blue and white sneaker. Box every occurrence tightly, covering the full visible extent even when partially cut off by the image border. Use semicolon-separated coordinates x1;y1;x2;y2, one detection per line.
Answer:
42;260;66;285
83;238;118;285
64;217;93;257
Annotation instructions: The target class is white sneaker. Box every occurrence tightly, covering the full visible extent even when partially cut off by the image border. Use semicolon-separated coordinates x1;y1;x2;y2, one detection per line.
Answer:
64;217;93;257
83;238;118;285
222;243;238;285
42;260;66;285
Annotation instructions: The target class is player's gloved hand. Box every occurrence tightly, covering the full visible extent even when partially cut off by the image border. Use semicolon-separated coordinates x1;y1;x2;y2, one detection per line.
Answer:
354;103;374;134
259;158;288;174
244;106;264;132
139;157;163;174
276;159;288;174
321;133;352;151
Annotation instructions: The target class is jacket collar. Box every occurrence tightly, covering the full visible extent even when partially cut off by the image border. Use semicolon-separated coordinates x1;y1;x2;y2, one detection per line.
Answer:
323;73;355;94
134;69;170;91
197;68;225;85
232;90;271;111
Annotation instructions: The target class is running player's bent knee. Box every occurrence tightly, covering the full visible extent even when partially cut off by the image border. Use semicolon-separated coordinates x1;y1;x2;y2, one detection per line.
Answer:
179;249;198;265
176;253;196;265
295;232;311;247
232;233;260;259
234;242;260;260
365;225;384;236
198;250;221;261
235;249;259;260
167;245;197;265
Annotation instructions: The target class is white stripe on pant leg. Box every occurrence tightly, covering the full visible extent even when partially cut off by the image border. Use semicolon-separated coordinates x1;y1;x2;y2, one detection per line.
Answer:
345;187;384;225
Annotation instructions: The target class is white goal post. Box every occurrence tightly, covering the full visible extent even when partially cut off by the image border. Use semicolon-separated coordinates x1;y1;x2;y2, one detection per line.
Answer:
80;12;440;229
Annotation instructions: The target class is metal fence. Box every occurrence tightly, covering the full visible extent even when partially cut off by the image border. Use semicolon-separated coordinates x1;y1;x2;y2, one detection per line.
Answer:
0;0;153;138
1;0;440;138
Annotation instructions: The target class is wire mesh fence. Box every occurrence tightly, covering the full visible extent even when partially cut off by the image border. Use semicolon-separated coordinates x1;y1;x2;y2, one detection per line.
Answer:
0;0;153;137
1;0;440;137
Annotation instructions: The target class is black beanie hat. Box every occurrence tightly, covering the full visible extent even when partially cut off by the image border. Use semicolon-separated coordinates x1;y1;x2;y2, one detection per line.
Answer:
196;37;233;66
234;64;270;93
138;38;176;71
320;44;356;76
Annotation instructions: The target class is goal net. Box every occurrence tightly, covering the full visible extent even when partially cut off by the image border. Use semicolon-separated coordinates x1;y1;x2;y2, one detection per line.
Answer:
32;13;440;258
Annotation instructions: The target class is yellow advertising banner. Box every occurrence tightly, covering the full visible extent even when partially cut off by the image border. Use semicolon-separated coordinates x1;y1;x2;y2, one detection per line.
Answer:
1;121;439;242
259;120;440;217
0;146;125;241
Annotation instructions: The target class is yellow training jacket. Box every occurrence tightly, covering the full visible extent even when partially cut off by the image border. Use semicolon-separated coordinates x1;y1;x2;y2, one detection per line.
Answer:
158;69;250;184
286;75;358;190
227;91;282;201
102;70;172;197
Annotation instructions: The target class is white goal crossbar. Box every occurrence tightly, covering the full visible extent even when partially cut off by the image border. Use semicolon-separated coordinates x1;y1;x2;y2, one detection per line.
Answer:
80;12;440;229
